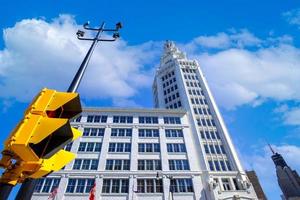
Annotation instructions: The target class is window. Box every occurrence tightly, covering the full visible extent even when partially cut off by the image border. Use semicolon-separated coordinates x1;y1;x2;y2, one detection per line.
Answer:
139;116;159;124
105;159;130;170
137;179;163;193
221;178;231;191
138;129;159;137
34;178;60;193
83;128;105;137
108;143;131;153
165;129;183;137
86;115;107;123
113;116;133;123
138;160;161;170
64;142;73;151
170;179;194;193
111;128;132;137
102;179;129;193
169;160;190;170
208;160;214;171
72;159;98;170
164;117;181;124
78;142;101;152
74;115;81;122
66;178;95;193
167;143;186;153
138;143;160;153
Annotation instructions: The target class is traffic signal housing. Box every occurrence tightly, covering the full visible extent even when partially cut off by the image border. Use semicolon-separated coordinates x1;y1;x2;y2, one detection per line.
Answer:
0;88;82;184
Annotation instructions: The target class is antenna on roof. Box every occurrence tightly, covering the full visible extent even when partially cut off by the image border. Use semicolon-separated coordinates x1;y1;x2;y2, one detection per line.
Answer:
268;143;276;155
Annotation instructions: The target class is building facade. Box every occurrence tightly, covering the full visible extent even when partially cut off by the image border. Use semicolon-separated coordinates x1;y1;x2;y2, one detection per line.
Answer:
32;41;258;200
270;148;300;200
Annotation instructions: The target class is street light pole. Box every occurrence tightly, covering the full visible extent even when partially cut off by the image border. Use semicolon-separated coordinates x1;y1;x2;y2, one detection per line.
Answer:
12;21;122;200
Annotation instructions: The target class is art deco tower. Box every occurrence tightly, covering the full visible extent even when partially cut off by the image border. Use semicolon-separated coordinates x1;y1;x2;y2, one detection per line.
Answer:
153;41;258;199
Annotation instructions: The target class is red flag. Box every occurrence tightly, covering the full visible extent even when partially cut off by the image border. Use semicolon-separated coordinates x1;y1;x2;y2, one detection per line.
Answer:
48;187;58;200
89;183;96;200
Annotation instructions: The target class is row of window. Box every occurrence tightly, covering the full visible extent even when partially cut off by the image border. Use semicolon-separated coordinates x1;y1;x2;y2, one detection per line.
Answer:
139;116;158;124
35;177;242;194
166;101;182;109
34;178;60;193
208;160;232;171
193;106;211;115
70;159;190;171
203;144;226;155
186;81;201;88
184;74;199;81
161;70;175;82
200;130;221;140
163;117;181;124
66;179;95;193
111;128;132;137
82;128;184;138
196;118;216;127
188;89;204;96
73;159;98;170
181;63;197;69
138;143;160;153
113;116;133;123
167;143;186;153
191;97;208;105
78;142;101;152
163;80;177;89
87;115;108;123
137;179;163;193
75;116;182;124
163;85;178;96
77;142;187;154
83;128;105;137
138;129;159;137
108;143;131;153
105;159;130;170
164;92;180;104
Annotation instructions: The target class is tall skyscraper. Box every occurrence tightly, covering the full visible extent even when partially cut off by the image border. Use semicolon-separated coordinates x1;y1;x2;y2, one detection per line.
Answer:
269;146;300;200
32;41;258;200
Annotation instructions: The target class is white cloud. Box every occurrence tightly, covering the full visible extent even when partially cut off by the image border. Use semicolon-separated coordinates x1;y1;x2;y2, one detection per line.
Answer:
0;15;160;106
192;43;300;109
242;145;300;200
275;105;300;126
1;16;300;111
283;8;300;27
187;29;261;50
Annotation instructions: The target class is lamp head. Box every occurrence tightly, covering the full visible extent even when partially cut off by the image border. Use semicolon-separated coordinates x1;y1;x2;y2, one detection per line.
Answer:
76;30;85;37
116;22;122;30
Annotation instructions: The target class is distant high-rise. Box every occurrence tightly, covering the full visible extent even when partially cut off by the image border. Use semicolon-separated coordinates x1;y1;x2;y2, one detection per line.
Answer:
246;170;267;200
32;41;258;200
270;146;300;200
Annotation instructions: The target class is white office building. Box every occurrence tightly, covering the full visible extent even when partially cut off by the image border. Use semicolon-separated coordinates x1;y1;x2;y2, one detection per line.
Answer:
32;41;258;200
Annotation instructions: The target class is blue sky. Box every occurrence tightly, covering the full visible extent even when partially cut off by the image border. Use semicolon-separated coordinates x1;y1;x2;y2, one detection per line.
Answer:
1;1;300;199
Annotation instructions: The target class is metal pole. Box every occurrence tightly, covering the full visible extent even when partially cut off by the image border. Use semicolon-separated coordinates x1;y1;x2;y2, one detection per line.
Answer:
15;178;38;200
67;22;105;93
0;183;14;200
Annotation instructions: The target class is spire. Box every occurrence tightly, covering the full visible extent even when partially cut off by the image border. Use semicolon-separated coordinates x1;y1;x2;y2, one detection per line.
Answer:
268;144;275;155
162;40;186;60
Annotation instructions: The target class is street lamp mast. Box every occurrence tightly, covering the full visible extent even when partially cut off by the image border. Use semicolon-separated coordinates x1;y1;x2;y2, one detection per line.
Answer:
12;21;122;200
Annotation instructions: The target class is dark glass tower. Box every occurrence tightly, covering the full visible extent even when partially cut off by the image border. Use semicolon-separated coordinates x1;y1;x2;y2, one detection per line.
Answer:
270;145;300;199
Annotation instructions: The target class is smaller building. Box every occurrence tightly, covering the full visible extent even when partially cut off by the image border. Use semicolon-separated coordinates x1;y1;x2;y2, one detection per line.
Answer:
246;171;267;200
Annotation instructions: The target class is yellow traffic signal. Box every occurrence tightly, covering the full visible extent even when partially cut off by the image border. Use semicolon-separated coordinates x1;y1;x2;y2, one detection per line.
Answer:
0;88;82;184
4;88;82;162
